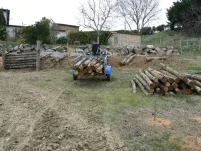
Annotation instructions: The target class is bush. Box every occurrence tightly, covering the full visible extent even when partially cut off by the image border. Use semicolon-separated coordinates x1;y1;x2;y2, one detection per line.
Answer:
68;31;110;45
56;36;68;44
141;27;153;35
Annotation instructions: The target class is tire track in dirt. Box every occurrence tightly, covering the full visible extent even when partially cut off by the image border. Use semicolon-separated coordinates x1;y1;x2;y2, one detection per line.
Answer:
0;72;127;151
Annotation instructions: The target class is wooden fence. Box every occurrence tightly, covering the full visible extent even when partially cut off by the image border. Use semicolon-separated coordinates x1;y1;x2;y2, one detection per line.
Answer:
2;41;40;70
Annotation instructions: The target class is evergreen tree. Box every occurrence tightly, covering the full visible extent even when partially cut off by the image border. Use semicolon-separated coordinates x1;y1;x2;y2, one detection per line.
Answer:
0;9;7;41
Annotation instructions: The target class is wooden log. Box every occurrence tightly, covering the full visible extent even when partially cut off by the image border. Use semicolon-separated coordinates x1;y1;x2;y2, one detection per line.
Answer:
172;82;178;89
74;70;79;76
181;73;201;82
133;77;149;96
160;70;180;83
147;68;167;83
154;70;169;83
74;57;86;68
131;80;137;93
120;53;133;65
182;89;192;95
158;83;168;92
146;56;166;62
168;85;174;91
91;72;95;76
138;69;157;89
160;63;187;81
186;79;196;88
155;88;164;95
96;64;103;73
82;58;92;68
144;70;158;83
125;54;136;65
194;85;201;95
195;80;201;87
135;74;154;93
174;88;182;94
165;92;175;96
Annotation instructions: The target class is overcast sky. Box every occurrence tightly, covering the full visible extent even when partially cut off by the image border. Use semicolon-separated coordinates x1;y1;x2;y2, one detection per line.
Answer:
1;0;177;30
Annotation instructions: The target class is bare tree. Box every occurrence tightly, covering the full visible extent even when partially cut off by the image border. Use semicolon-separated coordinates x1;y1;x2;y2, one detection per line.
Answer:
117;0;160;33
79;0;116;44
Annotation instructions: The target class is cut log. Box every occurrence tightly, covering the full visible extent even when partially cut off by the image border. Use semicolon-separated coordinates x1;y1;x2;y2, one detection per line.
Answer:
194;85;201;95
131;80;137;93
144;70;158;83
155;88;164;95
158;83;168;92
74;57;86;68
120;53;133;65
172;82;178;89
181;73;201;82
135;75;154;93
174;88;182;94
186;79;196;88
182;89;192;95
74;70;79;76
125;54;136;65
82;58;92;68
160;70;180;83
160;63;187;81
133;77;149;96
138;69;157;89
146;56;166;62
195;80;201;87
96;64;103;73
147;68;167;83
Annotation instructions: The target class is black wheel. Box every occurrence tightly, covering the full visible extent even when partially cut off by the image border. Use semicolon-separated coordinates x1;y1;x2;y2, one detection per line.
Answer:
73;74;78;80
106;74;110;81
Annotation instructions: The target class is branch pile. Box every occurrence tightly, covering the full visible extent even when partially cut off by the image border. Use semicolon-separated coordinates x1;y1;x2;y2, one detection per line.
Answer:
131;63;201;96
72;56;104;77
120;53;136;66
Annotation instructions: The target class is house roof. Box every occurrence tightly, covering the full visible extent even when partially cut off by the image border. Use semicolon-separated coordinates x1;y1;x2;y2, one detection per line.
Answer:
7;25;23;28
56;23;79;28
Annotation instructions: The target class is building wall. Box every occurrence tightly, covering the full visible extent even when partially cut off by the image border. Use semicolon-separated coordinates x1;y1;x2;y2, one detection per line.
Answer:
57;31;68;38
6;26;22;38
108;34;141;47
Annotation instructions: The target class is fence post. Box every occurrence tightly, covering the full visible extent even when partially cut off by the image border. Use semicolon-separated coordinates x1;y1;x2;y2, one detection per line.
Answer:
36;40;40;71
2;41;6;70
180;40;182;56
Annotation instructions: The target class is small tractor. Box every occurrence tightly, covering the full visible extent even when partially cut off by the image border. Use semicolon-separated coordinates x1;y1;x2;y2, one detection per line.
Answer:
72;44;112;81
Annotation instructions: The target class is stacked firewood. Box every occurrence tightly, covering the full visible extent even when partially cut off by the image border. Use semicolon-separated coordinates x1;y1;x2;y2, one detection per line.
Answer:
120;53;136;66
72;57;104;77
131;63;201;96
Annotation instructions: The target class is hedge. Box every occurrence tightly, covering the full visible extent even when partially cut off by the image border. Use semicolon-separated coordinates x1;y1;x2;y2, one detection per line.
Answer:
68;31;110;45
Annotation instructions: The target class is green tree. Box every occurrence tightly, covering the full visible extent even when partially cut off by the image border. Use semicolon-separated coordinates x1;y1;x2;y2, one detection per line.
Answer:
0;9;7;41
20;17;51;44
167;0;201;31
156;25;165;32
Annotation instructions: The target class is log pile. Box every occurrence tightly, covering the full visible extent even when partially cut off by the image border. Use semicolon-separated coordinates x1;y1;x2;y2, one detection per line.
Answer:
5;52;36;69
131;63;201;96
120;53;136;66
72;57;104;77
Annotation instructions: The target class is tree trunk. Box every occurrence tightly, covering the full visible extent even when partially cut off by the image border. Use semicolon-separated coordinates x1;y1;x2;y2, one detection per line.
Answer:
146;56;166;62
133;77;149;96
135;74;154;93
138;69;157;89
144;70;158;83
181;73;201;81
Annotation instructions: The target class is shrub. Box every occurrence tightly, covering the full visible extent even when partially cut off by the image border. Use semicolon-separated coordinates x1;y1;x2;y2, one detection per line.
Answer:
56;36;68;44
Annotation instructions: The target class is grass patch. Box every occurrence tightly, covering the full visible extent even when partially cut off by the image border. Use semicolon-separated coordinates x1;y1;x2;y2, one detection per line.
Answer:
188;66;201;71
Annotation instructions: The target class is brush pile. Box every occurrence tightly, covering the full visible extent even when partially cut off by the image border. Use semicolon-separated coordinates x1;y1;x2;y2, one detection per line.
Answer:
131;63;201;96
72;56;105;77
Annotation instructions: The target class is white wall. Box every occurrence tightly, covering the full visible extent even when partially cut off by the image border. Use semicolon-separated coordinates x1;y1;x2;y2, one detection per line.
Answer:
57;30;68;38
6;26;21;38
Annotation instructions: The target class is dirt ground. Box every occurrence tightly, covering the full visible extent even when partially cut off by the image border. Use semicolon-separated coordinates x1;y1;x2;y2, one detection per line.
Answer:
0;55;201;151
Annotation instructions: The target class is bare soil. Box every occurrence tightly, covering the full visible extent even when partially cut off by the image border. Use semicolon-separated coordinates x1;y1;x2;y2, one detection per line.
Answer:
0;71;127;151
146;117;170;127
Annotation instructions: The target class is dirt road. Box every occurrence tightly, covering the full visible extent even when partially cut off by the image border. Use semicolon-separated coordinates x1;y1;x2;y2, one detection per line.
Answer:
0;71;127;151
